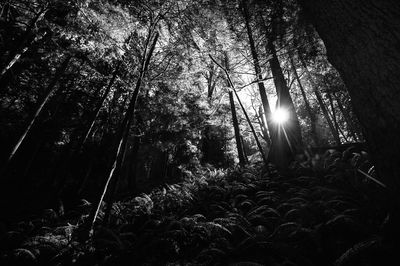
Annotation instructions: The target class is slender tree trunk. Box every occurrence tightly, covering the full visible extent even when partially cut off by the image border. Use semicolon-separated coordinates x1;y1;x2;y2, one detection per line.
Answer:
5;55;71;164
88;30;159;235
0;8;48;79
102;131;134;224
206;65;217;99
233;88;267;165
80;61;122;147
209;55;268;164
333;93;360;142
240;135;248;164
257;105;269;143
79;35;131;148
289;54;319;145
326;90;348;142
241;2;273;145
228;91;246;166
299;56;341;144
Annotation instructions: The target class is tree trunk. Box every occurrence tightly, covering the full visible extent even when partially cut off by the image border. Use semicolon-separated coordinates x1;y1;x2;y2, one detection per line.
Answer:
333;93;360;142
240;135;249;164
206;64;217;99
229;91;246;166
210;55;267;164
326;90;349;142
299;55;341;145
241;2;273;144
299;0;400;195
257;105;270;143
267;41;303;168
5;55;71;164
0;8;48;79
80;61;122;147
88;30;159;235
289;54;319;146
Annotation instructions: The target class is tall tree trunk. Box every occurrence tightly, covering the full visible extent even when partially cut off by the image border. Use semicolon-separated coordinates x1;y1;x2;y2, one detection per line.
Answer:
257;105;269;143
0;8;48;79
299;0;400;198
333;93;360;142
80;34;132;148
326;90;349;142
289;54;320;146
206;64;217;99
257;9;303;157
299;56;341;145
240;135;249;164
267;41;303;168
241;2;273;145
210;55;267;164
5;55;71;164
229;90;246;166
80;61;122;147
88;30;159;235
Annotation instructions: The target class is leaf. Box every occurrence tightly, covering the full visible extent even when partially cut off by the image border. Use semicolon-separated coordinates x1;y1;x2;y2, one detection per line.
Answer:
10;248;37;264
192;214;207;222
205;222;232;237
334;238;380;266
247;205;280;218
270;222;300;240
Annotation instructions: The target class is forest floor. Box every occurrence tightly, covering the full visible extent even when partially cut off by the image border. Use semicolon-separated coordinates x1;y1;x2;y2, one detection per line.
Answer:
0;148;398;266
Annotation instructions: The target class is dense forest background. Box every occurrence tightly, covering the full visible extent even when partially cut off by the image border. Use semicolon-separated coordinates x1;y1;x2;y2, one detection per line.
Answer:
0;0;399;265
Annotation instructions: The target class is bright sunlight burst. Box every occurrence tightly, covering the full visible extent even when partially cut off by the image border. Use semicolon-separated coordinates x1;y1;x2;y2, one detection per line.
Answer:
272;108;289;124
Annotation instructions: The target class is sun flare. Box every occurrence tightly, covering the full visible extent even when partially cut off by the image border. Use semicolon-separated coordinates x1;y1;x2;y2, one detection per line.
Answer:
272;108;289;124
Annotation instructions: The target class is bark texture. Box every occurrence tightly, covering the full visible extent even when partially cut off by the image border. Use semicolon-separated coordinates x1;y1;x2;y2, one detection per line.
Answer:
300;0;400;193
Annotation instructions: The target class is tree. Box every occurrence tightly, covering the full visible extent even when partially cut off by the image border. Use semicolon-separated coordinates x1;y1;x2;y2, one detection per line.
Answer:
210;54;267;164
267;39;303;167
4;54;71;165
299;0;400;195
289;52;320;146
240;0;273;145
228;81;246;166
89;28;159;234
298;54;341;144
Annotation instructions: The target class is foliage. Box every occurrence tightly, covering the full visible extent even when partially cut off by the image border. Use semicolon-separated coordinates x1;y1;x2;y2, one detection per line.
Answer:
0;146;393;265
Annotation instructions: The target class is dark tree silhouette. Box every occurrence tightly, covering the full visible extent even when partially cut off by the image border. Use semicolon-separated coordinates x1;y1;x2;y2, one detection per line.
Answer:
299;0;400;194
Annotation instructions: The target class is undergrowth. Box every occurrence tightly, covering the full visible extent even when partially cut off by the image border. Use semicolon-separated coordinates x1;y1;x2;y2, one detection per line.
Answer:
0;147;396;265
